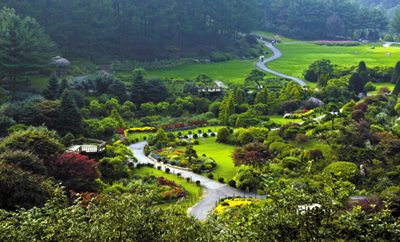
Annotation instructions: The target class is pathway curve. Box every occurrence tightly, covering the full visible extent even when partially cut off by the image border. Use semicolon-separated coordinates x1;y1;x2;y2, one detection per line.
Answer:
383;42;400;48
128;141;265;220
256;41;307;86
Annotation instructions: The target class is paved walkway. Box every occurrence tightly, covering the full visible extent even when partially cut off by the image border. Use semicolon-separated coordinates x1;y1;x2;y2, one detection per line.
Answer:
128;141;265;220
256;42;307;86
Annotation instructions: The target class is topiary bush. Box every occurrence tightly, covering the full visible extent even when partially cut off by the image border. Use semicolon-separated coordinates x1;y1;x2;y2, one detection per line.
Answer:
207;173;214;179
203;133;208;138
218;177;224;183
211;133;216;137
228;180;236;187
186;177;190;182
194;140;199;145
193;134;198;139
165;168;170;173
157;165;161;170
323;162;359;183
281;157;302;170
196;180;201;186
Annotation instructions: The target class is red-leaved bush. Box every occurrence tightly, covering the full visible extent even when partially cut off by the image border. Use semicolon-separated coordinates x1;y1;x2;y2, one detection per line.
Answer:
48;153;101;192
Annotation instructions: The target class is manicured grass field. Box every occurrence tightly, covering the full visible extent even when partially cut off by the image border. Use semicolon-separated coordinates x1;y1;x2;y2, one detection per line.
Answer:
390;44;400;48
268;43;400;85
132;167;203;210
146;57;271;86
252;31;304;43
269;115;303;125
368;82;395;94
175;137;237;182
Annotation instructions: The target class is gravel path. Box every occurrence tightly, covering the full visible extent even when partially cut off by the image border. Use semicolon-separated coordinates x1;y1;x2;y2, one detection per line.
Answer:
128;141;265;220
256;42;307;86
72;75;89;82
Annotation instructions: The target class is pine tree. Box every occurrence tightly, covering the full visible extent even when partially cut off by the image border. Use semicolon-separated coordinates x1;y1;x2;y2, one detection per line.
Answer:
319;73;329;88
70;90;85;108
218;96;228;123
391;61;400;84
56;89;82;135
224;93;236;125
392;76;400;96
254;88;268;104
348;73;364;95
130;68;148;105
267;91;278;115
43;73;59;100
235;87;244;105
57;79;69;99
108;79;127;103
19;102;39;125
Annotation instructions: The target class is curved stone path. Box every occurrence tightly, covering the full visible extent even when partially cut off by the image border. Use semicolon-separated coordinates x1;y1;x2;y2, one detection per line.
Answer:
256;41;307;86
128;141;265;220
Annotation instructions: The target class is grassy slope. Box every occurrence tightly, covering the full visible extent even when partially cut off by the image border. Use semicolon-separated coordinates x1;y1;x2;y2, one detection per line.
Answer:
175;137;237;181
253;31;303;43
268;43;400;88
132;167;203;209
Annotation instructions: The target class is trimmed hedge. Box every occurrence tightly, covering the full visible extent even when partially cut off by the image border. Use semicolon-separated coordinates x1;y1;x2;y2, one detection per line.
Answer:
313;41;360;46
323;162;359;183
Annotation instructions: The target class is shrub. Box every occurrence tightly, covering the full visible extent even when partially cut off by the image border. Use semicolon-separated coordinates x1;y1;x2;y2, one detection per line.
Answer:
313;40;360;46
295;133;308;143
218;177;224;183
157;165;161;170
186;177;190;182
165;168;170;173
217;127;230;142
177;173;181;177
323;162;359;183
196;180;201;185
184;135;189;138
193;134;198;139
211;133;216;137
281;157;302;170
194;140;199;145
143;136;147;140
210;52;226;62
203;133;208;138
364;82;376;92
208;129;212;133
228;180;236;187
171;161;176;166
207;173;214;179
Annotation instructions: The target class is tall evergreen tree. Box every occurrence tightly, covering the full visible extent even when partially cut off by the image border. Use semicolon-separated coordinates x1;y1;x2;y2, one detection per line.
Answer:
358;61;367;74
56;89;82;135
19;102;39;125
392;76;400;96
130;69;148;105
391;61;400;84
108;79;127;103
110;109;126;129
70;90;85;108
348;73;364;95
224;93;236;125
267;91;278;115
235;87;244;106
43;73;59;100
57;79;69;99
254;88;268;104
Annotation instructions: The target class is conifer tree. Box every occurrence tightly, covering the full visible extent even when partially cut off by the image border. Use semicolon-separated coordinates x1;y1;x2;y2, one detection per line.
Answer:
56;89;82;135
254;88;268;104
108;79;127;103
391;61;400;84
348;73;364;95
70;90;85;108
235;87;244;106
392;76;400;96
43;73;59;100
19;102;39;125
358;61;367;74
130;68;148;105
57;79;69;99
267;91;278;115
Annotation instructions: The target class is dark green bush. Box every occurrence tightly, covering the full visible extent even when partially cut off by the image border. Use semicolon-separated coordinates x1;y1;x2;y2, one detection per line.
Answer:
203;133;208;138
157;166;161;170
281;157;302;170
207;173;214;179
165;168;170;173
186;177;190;182
194;140;199;145
196;180;201;186
228;180;236;187
218;177;224;183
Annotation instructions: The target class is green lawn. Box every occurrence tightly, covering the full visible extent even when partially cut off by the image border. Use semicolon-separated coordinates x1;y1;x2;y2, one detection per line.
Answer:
368;82;395;94
145;57;271;86
390;44;400;48
269;115;303;125
175;137;237;182
132;167;203;210
268;43;400;84
252;31;304;43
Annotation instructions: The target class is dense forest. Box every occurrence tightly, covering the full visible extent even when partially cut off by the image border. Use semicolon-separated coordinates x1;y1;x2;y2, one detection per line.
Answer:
352;0;400;16
0;0;394;62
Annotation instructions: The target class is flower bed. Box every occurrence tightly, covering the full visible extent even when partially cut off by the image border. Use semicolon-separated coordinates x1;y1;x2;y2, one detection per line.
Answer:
156;177;187;202
290;109;314;119
214;198;260;215
313;40;360;46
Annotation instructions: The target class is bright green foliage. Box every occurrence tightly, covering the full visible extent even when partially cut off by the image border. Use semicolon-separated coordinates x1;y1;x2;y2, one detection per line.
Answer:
281;157;301;170
342;99;356;113
155;128;168;144
100;117;118;137
82;119;105;139
217;127;230;142
0;150;46;176
0;130;65;165
105;143;134;160
323;161;359;183
318;73;330;88
394;35;400;42
234;165;260;191
0;163;51;211
141;102;156;116
218;93;235;125
234;87;243;105
364;82;376;92
105;98;120;113
209;101;222;117
384;34;392;41
267;91;279;115
56;89;82;135
110;109;125;129
0;7;55;92
99;156;129;184
237;130;253;145
43;73;59;100
247;127;269;142
279;81;305;103
235;112;259;128
254;88;268;104
391;61;400;84
245;69;266;88
89;100;102;116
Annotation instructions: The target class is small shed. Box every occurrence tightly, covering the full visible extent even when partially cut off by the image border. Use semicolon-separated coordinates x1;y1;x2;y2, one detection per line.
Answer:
52;56;70;77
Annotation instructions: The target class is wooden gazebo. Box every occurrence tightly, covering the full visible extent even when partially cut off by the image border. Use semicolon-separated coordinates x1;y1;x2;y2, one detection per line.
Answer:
52;56;70;77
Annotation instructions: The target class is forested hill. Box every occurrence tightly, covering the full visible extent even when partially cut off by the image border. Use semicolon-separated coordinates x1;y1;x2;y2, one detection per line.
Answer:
0;0;391;62
351;0;400;16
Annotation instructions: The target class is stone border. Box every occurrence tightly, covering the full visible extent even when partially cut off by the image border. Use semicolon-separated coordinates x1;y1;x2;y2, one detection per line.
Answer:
147;155;192;172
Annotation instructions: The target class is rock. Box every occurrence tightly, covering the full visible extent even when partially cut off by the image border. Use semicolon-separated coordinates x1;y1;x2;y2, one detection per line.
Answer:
386;53;391;56
194;59;200;63
360;165;367;178
283;113;292;119
344;45;348;47
308;97;324;106
370;46;375;49
241;56;247;60
354;52;358;55
358;92;366;99
204;59;210;63
260;51;266;54
363;53;366;55
248;56;254;59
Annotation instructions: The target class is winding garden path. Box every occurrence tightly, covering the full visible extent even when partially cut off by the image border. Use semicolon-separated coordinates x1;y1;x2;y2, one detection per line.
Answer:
128;141;265;220
256;41;307;86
